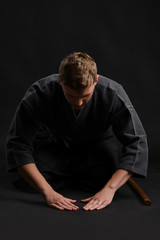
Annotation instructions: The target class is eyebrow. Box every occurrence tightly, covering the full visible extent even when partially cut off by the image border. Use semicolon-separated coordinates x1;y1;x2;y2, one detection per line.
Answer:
68;93;91;98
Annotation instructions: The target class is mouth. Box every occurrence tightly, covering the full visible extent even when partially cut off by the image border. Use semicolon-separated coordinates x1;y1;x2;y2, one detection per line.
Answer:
73;108;82;110
73;106;83;110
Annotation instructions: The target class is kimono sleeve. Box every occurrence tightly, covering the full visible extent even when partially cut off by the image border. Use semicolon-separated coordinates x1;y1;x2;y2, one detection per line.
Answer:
6;100;42;172
111;85;148;177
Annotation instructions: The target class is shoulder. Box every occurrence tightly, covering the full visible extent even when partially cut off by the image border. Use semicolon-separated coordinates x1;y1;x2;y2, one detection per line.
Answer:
36;73;59;87
97;74;130;96
96;75;132;106
22;74;59;101
97;75;121;91
96;75;122;100
28;73;59;94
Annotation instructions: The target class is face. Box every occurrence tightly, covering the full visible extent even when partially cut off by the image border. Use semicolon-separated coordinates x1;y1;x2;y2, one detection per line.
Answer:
60;77;98;110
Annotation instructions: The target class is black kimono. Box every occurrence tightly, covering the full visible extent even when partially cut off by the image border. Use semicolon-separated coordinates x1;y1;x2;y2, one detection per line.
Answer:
6;74;148;191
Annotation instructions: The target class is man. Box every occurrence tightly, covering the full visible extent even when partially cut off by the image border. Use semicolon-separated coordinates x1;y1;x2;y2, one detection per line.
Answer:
6;52;148;211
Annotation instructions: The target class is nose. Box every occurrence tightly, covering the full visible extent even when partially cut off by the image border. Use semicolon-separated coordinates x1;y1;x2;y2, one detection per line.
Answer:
74;98;83;108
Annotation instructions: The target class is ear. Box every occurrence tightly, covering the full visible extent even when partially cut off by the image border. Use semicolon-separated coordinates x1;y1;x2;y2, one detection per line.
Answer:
58;74;62;84
94;75;99;85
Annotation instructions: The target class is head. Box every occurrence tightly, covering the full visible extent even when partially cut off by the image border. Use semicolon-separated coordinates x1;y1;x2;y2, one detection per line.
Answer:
58;52;98;110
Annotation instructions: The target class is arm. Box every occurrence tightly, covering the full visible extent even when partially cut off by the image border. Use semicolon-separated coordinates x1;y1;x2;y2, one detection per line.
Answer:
111;85;148;177
104;168;132;190
17;163;53;195
7;87;78;210
6;81;51;172
82;85;148;210
82;169;132;210
18;163;79;211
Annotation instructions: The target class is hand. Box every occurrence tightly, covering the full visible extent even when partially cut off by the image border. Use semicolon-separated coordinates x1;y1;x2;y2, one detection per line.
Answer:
81;187;115;211
44;189;79;211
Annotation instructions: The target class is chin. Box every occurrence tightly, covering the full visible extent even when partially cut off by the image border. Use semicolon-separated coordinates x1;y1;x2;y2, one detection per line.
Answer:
73;106;83;110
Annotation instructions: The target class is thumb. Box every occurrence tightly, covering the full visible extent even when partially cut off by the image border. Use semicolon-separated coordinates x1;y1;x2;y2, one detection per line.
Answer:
81;197;92;202
70;199;77;202
66;198;77;202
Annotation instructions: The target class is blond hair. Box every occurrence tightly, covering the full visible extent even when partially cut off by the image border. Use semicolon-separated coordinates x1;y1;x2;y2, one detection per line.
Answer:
59;52;97;91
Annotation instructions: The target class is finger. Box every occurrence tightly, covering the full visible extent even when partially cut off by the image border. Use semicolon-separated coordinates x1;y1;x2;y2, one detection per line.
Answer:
96;202;108;210
88;200;104;210
64;200;79;210
65;200;79;209
58;197;75;209
81;197;92;202
85;199;100;209
49;203;64;210
83;198;96;207
58;201;73;210
60;200;78;211
83;199;99;210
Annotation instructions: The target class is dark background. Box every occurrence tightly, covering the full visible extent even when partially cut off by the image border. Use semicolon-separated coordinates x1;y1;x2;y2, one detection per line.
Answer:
1;1;160;174
1;2;160;240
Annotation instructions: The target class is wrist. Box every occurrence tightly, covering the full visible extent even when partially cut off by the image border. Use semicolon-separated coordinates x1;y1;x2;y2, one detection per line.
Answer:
104;182;117;192
103;169;132;192
40;183;55;197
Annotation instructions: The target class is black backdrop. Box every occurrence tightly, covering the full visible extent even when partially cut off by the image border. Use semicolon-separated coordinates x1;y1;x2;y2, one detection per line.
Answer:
1;1;160;173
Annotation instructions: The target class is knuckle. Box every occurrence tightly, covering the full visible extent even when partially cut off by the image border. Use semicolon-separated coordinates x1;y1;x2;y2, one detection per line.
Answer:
59;197;64;203
47;200;54;206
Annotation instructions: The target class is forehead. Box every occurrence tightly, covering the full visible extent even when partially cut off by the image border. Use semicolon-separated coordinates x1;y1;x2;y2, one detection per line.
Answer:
63;84;94;97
